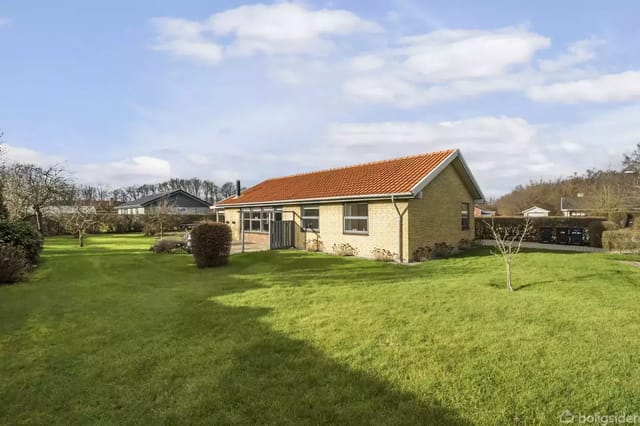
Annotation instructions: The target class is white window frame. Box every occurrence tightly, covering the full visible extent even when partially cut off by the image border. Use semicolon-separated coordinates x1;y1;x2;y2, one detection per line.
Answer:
343;202;369;235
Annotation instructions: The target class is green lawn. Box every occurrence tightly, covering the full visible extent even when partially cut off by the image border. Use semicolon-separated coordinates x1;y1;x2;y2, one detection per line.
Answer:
1;235;640;425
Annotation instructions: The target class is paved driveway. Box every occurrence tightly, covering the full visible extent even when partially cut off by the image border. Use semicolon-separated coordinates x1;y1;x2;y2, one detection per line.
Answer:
230;240;270;254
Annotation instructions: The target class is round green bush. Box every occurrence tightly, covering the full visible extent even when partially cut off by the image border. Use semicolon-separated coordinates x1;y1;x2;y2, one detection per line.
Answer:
191;222;232;268
0;221;43;265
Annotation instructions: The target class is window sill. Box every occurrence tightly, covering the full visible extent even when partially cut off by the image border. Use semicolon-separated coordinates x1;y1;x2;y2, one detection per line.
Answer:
343;231;369;236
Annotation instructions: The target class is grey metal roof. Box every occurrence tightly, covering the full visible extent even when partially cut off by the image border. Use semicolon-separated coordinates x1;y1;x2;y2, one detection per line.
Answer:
560;197;590;211
116;190;211;209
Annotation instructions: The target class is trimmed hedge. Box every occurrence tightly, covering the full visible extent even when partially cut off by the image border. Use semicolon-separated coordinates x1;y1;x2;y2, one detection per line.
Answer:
475;216;607;247
602;229;640;252
0;221;44;265
191;222;232;268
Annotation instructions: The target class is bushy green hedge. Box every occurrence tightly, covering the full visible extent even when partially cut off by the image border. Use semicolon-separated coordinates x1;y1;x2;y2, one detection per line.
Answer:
191;222;232;268
602;229;640;252
0;243;29;284
0;221;43;265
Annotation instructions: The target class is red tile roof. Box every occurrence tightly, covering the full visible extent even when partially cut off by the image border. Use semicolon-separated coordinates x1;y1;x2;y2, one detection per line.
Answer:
219;149;457;206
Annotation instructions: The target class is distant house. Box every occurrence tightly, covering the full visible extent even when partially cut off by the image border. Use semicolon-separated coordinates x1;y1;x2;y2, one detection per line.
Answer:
218;149;484;262
474;206;496;217
521;206;550;217
560;196;595;217
115;190;211;215
42;205;97;216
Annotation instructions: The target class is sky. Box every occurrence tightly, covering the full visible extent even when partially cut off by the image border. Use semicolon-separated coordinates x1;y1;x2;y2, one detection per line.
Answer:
1;1;639;197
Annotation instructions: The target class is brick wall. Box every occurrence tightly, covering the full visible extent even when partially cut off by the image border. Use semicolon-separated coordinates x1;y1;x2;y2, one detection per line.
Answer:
407;163;475;258
301;200;408;261
224;208;241;240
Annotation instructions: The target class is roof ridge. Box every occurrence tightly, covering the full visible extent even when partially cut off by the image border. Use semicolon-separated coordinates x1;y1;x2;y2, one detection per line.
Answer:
260;149;456;183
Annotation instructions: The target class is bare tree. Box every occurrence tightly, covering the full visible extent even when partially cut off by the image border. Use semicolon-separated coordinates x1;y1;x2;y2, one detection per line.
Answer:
147;197;175;238
3;163;71;232
220;182;235;198
54;190;102;247
485;217;533;291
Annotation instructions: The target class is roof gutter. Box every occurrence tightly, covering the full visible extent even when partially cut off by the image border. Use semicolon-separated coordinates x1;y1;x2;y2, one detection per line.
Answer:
217;191;415;208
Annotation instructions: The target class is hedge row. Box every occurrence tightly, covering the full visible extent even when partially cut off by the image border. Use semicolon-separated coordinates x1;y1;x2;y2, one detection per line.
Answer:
602;229;640;252
474;216;607;247
34;213;220;236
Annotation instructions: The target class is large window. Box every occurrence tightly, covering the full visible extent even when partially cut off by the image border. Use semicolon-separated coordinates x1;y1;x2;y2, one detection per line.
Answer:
301;206;319;230
344;202;368;234
242;207;282;233
461;202;470;230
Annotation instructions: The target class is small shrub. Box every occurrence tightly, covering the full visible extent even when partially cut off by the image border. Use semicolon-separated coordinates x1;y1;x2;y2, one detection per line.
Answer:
191;222;232;268
412;246;432;262
371;247;396;262
608;211;628;228
602;220;620;231
306;237;324;252
150;238;190;254
0;243;29;284
143;222;158;236
602;229;640;252
457;238;473;251
332;243;358;256
0;221;43;265
432;242;455;259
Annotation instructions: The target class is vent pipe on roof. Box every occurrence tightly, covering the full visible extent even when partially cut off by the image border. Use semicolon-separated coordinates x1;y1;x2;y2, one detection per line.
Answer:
236;180;241;198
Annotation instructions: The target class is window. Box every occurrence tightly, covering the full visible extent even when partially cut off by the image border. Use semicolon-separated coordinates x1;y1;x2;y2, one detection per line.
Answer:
241;207;278;233
461;202;470;230
301;206;319;230
344;203;368;234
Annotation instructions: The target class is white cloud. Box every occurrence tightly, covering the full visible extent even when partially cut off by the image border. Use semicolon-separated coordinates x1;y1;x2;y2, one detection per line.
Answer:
344;26;549;106
398;27;549;82
76;156;172;186
527;70;640;103
538;38;602;72
0;17;10;27
209;3;381;56
150;18;222;64
345;74;527;107
151;3;381;64
349;54;386;72
3;144;64;165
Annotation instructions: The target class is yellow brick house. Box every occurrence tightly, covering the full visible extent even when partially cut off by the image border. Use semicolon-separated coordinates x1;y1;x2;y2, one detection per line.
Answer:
217;149;484;262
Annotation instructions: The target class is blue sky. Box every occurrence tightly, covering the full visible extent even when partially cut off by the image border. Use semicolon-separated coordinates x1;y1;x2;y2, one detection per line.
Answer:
1;1;639;196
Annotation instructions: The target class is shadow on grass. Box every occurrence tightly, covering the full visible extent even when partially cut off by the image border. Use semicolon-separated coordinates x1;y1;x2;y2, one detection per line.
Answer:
195;302;470;425
155;273;471;425
35;259;471;424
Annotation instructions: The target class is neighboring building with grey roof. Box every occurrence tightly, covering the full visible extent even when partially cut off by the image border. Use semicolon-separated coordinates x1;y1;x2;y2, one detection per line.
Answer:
560;196;593;216
115;190;211;215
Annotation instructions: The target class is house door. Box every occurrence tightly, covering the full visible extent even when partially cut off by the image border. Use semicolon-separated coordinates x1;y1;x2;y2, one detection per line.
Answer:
270;221;295;249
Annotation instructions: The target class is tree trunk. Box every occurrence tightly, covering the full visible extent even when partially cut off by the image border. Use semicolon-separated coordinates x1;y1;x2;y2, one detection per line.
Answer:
506;260;513;291
34;207;42;233
160;222;163;239
79;232;84;248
